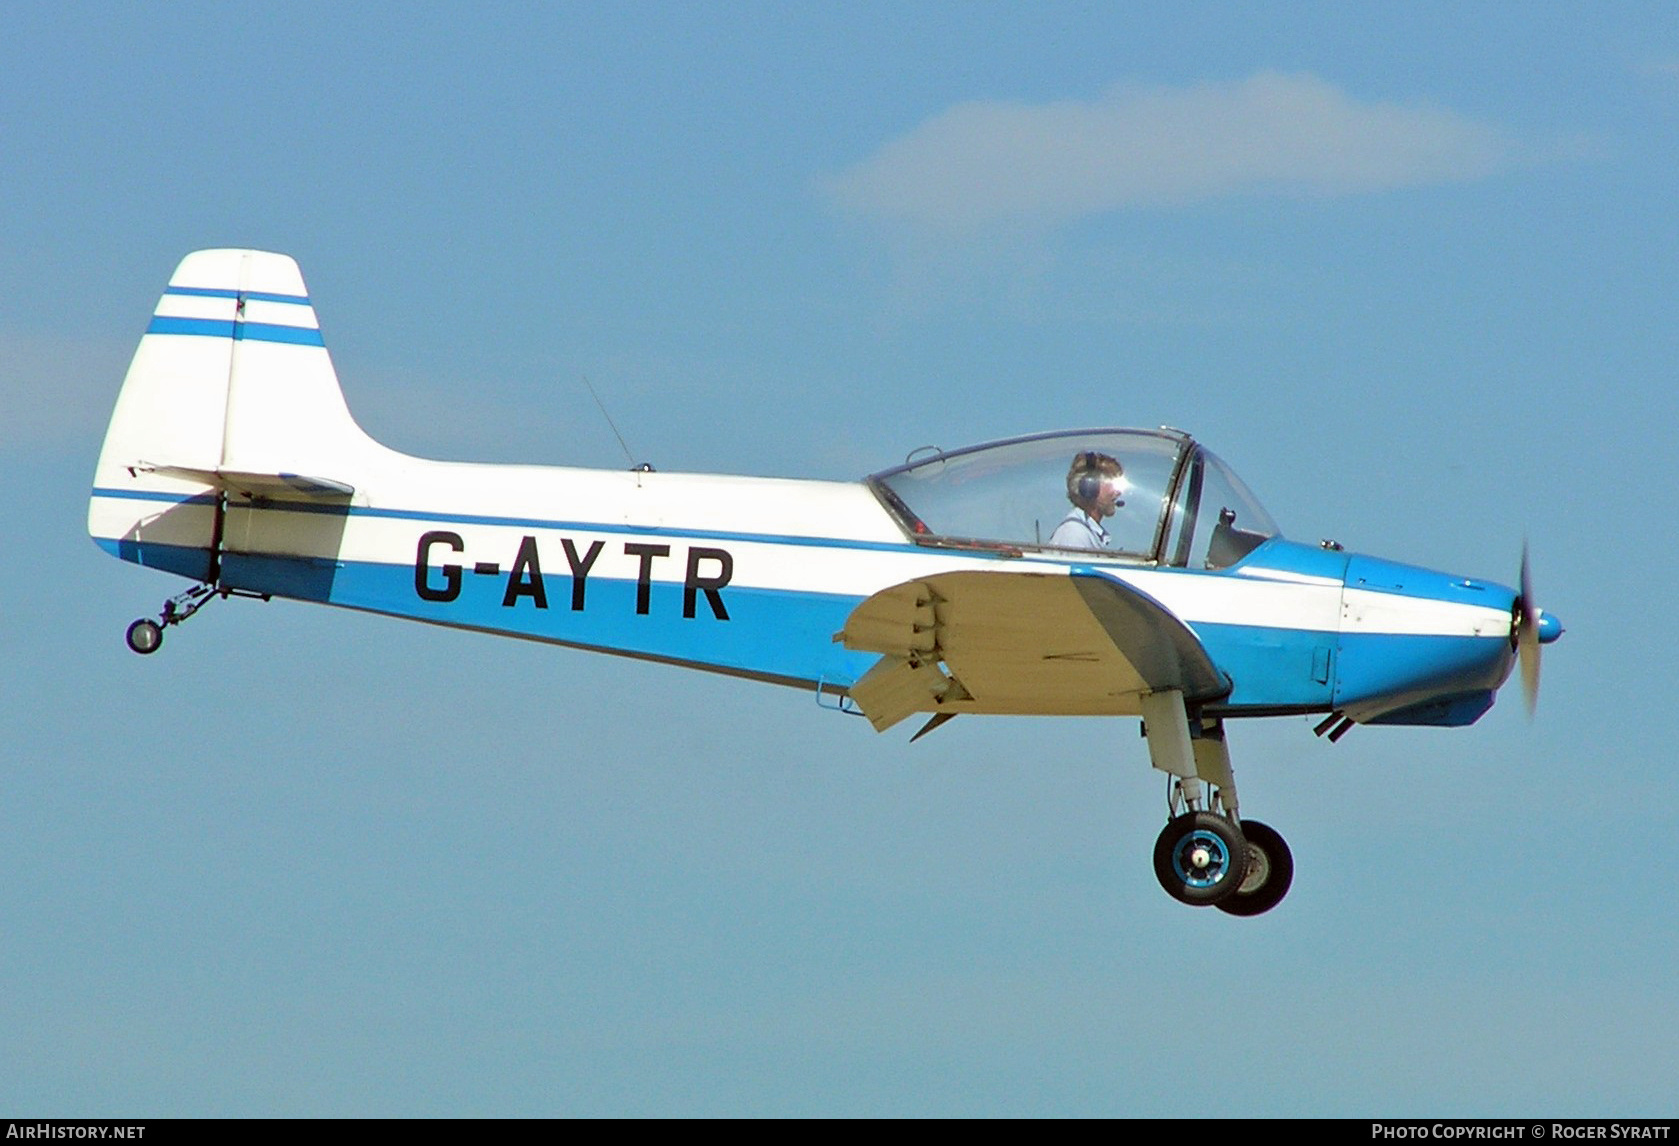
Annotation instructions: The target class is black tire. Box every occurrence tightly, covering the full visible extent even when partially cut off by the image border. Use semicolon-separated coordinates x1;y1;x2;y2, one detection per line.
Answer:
1216;819;1294;917
125;618;163;655
1153;812;1249;906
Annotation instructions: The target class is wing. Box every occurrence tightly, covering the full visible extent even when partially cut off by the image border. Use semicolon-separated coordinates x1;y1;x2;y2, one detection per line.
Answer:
837;569;1228;732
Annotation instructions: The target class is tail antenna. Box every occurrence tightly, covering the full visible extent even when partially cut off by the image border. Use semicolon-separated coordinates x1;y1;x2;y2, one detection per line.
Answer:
581;374;652;472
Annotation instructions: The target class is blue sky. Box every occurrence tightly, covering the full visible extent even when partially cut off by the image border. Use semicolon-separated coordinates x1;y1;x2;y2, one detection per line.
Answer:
4;2;1676;1116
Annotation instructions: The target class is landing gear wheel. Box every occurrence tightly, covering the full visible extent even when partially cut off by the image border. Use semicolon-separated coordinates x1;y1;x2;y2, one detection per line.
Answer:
1216;819;1294;917
125;618;163;655
1153;812;1249;906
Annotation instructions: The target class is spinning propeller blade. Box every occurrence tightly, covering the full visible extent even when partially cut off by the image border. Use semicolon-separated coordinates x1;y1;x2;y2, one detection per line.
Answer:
1516;541;1541;716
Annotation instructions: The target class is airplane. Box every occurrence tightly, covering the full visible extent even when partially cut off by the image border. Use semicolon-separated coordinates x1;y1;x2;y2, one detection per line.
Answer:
89;249;1564;916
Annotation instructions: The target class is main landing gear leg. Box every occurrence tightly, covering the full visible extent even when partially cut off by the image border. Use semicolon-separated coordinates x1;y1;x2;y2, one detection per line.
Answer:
1140;689;1292;914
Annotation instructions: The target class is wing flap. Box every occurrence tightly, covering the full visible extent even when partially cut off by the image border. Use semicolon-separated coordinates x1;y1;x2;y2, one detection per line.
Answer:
848;655;968;733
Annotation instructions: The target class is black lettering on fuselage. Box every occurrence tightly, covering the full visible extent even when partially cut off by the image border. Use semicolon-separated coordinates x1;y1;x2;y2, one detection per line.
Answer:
562;538;604;611
502;535;549;608
683;546;733;620
623;542;671;615
416;531;733;618
415;531;464;602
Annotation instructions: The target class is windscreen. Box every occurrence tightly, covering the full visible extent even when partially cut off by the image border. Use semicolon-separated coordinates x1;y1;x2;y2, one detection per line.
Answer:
871;430;1189;559
1162;447;1281;569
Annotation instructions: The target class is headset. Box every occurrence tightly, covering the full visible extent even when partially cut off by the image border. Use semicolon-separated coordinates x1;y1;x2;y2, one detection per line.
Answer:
1068;451;1125;508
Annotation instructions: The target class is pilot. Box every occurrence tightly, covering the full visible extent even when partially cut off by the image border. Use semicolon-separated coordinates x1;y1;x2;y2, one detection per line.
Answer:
1049;451;1126;550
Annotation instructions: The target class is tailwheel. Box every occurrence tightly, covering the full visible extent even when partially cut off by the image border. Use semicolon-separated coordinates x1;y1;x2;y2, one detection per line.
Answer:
1153;812;1249;906
125;618;164;655
1216;819;1294;917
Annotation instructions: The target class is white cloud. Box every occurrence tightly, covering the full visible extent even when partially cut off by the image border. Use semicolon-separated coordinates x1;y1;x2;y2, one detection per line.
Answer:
825;72;1518;230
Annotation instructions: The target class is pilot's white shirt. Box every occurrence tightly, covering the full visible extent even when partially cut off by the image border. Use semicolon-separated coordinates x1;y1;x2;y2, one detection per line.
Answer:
1049;508;1109;550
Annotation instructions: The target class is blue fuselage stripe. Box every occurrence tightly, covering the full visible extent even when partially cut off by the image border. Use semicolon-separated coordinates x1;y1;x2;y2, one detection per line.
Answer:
231;550;1507;707
230;548;875;687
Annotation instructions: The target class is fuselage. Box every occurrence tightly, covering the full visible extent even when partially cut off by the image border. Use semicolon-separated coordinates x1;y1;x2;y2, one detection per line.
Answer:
91;453;1523;725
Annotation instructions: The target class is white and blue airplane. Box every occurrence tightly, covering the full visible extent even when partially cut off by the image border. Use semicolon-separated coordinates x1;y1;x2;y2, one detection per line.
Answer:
90;249;1563;915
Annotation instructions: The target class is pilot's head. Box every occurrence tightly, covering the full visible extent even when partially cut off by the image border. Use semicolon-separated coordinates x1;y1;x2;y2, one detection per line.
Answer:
1066;451;1126;518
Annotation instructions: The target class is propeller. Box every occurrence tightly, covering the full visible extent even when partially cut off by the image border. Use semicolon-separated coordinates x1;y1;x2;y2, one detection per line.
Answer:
1514;541;1542;715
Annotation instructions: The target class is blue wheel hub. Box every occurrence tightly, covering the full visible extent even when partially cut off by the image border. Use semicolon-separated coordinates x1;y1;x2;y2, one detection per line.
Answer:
1172;829;1235;889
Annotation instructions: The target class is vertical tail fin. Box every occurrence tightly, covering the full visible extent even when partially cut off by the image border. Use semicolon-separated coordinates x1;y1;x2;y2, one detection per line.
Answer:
89;249;375;579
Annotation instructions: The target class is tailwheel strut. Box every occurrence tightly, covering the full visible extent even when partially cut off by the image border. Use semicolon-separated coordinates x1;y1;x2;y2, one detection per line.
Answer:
124;583;268;655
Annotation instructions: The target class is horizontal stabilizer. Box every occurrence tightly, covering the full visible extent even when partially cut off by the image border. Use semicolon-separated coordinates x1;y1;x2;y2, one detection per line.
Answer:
135;463;354;500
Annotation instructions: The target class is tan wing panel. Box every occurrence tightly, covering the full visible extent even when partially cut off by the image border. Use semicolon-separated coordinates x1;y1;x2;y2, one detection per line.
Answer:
838;570;1226;730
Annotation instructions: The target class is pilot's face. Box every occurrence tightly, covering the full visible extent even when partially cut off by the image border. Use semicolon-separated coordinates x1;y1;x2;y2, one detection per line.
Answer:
1094;475;1125;518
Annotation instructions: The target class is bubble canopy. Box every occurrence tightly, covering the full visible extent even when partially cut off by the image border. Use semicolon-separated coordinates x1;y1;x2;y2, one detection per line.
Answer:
867;429;1280;569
